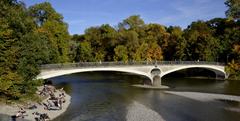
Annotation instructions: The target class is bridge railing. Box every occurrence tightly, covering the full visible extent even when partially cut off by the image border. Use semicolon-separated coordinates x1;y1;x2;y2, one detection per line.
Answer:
40;61;225;70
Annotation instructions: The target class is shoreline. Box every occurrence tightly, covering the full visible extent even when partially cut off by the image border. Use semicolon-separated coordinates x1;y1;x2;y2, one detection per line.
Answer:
0;86;71;121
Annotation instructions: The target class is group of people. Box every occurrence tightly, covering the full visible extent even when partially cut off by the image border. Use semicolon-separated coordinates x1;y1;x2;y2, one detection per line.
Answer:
12;84;66;121
43;87;66;110
39;84;56;97
13;107;27;119
32;112;50;121
12;106;50;121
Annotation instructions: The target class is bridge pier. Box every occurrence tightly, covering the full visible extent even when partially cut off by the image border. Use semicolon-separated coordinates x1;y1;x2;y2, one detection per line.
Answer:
150;67;163;87
152;75;161;86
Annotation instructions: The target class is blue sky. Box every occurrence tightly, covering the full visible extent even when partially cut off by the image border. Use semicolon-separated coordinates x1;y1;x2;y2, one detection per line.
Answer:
24;0;227;35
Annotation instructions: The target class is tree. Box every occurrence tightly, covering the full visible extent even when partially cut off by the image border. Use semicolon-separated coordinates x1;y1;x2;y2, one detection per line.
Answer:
28;2;64;26
146;42;163;61
207;18;240;62
118;15;145;31
75;41;93;62
166;26;186;60
225;0;240;20
144;24;170;59
17;33;49;80
134;42;148;61
122;30;140;60
69;34;86;62
114;45;128;62
29;2;70;63
0;0;45;99
84;24;118;61
226;60;240;80
184;21;220;61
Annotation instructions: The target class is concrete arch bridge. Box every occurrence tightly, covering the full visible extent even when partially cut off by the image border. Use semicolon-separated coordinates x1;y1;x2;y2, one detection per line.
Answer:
37;61;227;86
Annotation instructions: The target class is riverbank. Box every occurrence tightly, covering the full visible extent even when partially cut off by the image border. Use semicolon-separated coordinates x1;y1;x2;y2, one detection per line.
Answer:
0;86;71;121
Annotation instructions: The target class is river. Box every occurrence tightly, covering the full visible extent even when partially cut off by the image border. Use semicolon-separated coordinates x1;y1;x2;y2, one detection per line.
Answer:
53;72;240;121
1;71;240;121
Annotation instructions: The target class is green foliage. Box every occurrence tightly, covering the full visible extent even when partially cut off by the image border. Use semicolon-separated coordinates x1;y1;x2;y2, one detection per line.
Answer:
84;24;118;61
0;0;69;100
225;0;240;20
168;26;187;60
184;21;220;61
28;2;64;26
114;45;128;62
134;42;148;61
75;41;94;62
226;60;240;80
29;2;70;63
118;15;145;31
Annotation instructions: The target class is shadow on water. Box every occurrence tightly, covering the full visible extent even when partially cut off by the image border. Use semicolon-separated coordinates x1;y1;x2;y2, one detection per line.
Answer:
162;67;240;96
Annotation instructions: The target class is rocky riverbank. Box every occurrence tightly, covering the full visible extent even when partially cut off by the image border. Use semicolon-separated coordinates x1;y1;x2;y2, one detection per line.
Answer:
0;86;71;121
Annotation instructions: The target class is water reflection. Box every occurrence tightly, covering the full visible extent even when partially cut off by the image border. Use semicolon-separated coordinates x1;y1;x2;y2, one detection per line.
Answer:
163;78;240;96
224;80;240;96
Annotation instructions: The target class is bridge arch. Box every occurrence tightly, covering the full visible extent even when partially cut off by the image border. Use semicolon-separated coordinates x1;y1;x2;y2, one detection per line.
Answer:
37;68;153;82
160;65;226;79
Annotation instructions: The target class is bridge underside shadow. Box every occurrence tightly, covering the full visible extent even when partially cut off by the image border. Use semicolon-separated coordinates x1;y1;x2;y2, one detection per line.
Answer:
38;69;153;85
161;67;226;80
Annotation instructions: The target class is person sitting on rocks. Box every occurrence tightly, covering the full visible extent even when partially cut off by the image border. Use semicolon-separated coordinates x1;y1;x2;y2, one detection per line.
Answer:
39;85;50;96
46;100;55;109
15;109;28;119
42;102;49;110
58;94;66;103
49;93;57;100
15;111;24;118
26;102;37;110
58;98;63;110
19;107;26;114
33;112;50;121
40;113;50;121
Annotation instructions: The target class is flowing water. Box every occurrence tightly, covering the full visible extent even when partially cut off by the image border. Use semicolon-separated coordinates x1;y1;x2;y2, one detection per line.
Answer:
1;71;240;121
52;72;240;121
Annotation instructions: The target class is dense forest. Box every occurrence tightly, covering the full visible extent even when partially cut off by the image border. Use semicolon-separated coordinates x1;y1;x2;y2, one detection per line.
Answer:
0;0;239;100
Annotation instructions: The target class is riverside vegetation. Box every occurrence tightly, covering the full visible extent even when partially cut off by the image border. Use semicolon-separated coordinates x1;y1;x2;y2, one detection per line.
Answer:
0;0;239;102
